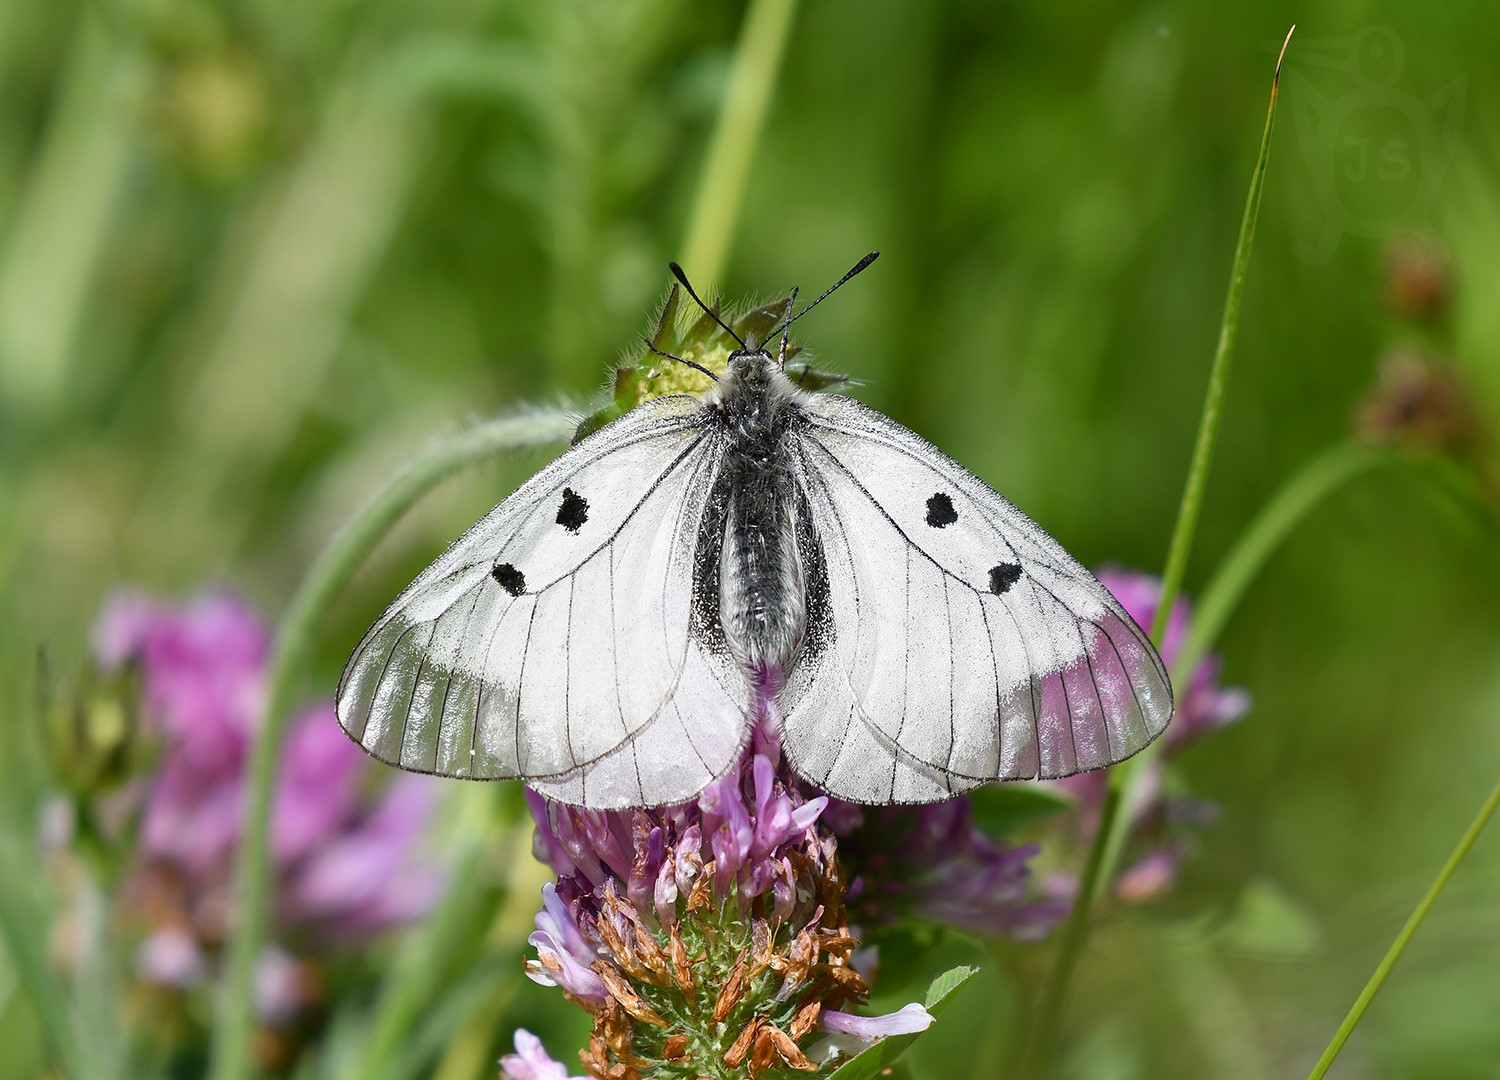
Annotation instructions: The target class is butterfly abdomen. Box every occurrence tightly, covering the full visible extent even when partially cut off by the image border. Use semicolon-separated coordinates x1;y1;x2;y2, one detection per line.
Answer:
704;352;817;686
717;455;805;683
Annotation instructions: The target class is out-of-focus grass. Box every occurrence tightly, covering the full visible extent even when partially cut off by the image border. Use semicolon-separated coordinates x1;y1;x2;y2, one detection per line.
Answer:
2;0;1498;1077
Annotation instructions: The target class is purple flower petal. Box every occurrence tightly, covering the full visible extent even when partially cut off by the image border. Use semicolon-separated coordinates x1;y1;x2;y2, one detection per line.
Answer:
284;776;443;933
1115;847;1180;904
526;884;607;1004
500;1029;583;1080
702;770;753;890
93;592;165;670
820;1001;933;1038
96;588;446;993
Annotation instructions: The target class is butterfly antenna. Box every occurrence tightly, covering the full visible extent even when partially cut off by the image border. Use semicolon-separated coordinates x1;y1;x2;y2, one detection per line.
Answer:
777;286;800;368
667;262;747;349
768;250;879;342
643;337;719;382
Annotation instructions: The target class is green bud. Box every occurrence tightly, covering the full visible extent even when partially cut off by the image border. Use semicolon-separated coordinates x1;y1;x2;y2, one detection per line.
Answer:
572;284;849;443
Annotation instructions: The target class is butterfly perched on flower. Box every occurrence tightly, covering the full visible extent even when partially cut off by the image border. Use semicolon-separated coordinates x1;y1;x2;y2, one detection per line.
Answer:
338;254;1172;808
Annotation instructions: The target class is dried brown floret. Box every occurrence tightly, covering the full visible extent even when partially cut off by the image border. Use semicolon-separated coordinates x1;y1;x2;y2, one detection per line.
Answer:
723;1016;761;1069
668;922;697;1005
789;999;821;1040
764;1025;816;1071
712;948;750;1023
593;962;667;1027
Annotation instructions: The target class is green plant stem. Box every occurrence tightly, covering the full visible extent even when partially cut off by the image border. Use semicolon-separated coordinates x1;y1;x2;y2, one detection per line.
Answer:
678;0;799;285
1013;788;1120;1078
1151;28;1293;648
208;411;575;1080
0;840;84;1078
342;790;525;1080
1307;773;1500;1079
1019;28;1293;1076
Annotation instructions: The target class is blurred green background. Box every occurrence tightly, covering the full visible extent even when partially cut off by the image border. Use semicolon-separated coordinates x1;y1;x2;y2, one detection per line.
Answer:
2;0;1498;1077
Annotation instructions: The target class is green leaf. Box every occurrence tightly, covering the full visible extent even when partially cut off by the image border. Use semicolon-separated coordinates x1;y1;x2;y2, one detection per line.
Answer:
1220;878;1322;959
824;965;978;1080
968;783;1072;837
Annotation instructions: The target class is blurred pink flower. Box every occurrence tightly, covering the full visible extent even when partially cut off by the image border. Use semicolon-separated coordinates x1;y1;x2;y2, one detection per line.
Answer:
95;590;444;1017
826;798;1067;941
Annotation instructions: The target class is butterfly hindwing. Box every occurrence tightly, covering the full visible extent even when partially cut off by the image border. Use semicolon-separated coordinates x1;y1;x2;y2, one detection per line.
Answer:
336;395;750;808
779;393;1173;803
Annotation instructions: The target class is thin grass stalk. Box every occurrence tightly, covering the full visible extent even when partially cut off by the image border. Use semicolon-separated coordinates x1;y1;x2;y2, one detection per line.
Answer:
207;411;575;1080
1151;25;1295;645
1018;28;1294;1076
1307;773;1500;1079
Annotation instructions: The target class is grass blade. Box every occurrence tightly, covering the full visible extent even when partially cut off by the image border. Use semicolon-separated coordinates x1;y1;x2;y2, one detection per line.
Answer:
1307;774;1500;1078
1019;27;1295;1075
0;839;83;1078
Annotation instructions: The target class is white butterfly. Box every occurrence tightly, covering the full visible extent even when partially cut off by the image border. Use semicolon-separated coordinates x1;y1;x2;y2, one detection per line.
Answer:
337;255;1173;809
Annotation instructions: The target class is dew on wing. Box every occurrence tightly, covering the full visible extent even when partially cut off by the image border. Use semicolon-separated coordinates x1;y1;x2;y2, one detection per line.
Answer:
925;492;958;528
491;562;526;596
988;562;1023;595
556;487;589;532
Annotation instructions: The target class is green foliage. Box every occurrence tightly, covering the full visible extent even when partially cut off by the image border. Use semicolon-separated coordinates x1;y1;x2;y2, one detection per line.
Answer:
968;784;1073;838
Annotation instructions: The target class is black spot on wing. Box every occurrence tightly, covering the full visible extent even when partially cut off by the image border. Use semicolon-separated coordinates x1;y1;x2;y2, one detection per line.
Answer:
925;492;958;528
491;562;526;596
556;488;589;532
988;562;1023;595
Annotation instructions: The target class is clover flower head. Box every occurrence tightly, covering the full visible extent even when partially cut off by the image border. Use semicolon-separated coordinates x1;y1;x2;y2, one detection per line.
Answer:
519;717;943;1078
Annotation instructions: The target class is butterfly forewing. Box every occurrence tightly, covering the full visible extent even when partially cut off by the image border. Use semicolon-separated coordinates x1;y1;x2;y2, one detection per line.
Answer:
778;393;1172;802
336;395;750;808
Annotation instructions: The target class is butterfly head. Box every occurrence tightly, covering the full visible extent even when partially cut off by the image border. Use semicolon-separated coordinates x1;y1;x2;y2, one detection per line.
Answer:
722;338;783;393
716;330;785;395
727;332;777;368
